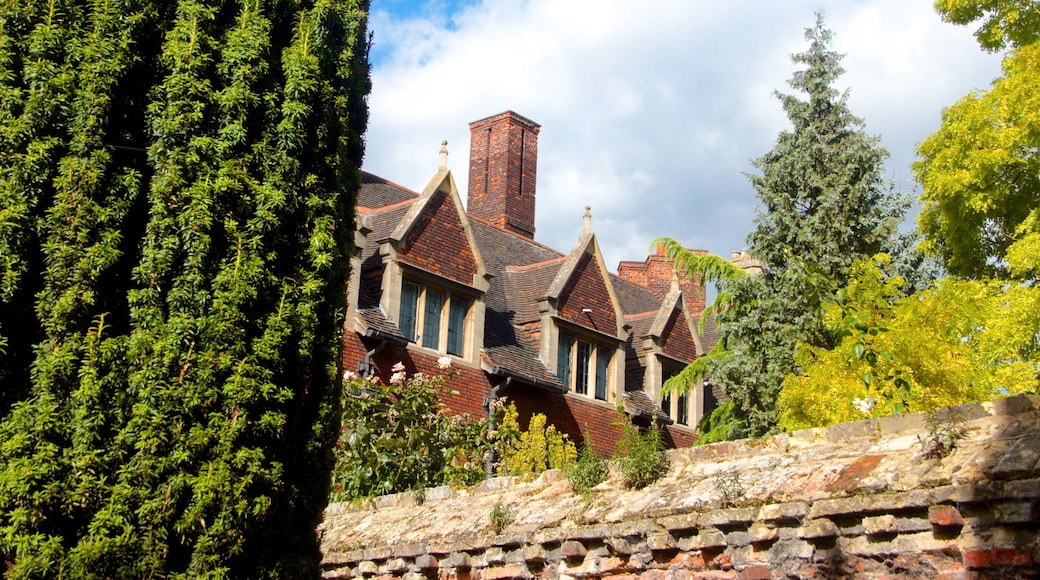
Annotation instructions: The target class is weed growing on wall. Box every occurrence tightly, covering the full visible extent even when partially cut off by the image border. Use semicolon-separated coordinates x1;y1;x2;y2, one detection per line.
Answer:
613;420;669;489
566;438;608;498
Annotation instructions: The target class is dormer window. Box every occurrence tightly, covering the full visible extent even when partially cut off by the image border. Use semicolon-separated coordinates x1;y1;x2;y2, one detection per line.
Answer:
399;278;471;356
557;333;613;401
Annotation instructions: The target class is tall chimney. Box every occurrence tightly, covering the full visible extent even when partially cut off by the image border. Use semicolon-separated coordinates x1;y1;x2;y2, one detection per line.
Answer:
467;111;540;239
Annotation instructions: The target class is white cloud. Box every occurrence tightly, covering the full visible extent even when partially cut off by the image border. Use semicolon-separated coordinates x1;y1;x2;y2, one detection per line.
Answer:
363;0;1003;273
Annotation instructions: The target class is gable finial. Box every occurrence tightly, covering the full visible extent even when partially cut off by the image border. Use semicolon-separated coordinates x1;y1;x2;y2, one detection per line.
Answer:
439;140;448;171
583;205;592;235
671;268;680;291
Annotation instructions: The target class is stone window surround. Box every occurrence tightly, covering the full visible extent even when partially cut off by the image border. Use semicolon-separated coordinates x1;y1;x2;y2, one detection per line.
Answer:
380;259;486;367
548;317;624;405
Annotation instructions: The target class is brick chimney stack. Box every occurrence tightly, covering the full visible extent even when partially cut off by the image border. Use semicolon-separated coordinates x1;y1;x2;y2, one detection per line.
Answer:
617;245;707;313
467;111;540;239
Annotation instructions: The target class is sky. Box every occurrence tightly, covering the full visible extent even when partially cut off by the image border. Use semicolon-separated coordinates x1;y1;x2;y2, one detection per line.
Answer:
361;0;1004;274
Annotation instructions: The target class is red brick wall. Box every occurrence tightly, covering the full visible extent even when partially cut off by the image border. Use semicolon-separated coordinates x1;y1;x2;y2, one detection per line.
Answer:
617;251;706;314
557;252;617;336
343;330;655;456
467;112;540;239
396;191;478;286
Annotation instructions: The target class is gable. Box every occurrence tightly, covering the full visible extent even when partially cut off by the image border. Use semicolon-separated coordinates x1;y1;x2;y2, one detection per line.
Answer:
660;307;698;362
395;190;479;287
556;251;619;337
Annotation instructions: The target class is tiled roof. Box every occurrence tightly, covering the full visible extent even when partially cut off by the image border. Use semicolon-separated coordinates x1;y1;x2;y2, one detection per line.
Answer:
355;307;408;343
611;275;661;317
359;172;418;208
623;389;672;425
697;312;722;353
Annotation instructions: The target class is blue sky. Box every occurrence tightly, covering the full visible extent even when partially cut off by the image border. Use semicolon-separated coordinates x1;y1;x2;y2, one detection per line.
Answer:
361;1;1003;273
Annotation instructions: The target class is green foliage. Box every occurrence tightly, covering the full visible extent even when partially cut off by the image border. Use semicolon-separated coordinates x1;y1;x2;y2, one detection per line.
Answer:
566;439;608;497
779;256;1040;430
934;0;1040;51
914;39;1040;280
705;16;908;438
694;400;739;445
331;368;491;502
489;503;513;533
713;472;746;506
613;421;668;489
921;406;969;458
496;405;577;476
0;0;372;577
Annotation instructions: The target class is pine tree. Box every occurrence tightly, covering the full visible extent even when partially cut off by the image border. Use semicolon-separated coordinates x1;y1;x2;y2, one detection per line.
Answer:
0;0;370;576
713;15;908;437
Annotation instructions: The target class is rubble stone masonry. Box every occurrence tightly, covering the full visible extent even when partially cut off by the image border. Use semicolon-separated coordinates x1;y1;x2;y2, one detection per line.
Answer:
320;394;1040;579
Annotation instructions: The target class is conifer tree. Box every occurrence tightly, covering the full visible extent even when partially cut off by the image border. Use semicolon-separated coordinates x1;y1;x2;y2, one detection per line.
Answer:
0;0;370;576
712;15;908;437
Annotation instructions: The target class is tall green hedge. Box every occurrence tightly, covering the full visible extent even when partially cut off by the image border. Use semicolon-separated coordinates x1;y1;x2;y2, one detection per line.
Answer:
0;0;370;576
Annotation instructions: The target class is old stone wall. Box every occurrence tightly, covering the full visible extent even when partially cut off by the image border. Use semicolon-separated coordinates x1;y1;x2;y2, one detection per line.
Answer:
320;395;1040;579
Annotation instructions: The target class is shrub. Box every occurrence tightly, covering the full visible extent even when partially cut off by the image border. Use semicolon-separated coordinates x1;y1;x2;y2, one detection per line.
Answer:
566;439;607;497
613;421;668;489
496;404;576;475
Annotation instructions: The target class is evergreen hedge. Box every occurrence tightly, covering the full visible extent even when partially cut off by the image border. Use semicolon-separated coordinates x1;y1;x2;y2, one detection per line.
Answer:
0;0;370;576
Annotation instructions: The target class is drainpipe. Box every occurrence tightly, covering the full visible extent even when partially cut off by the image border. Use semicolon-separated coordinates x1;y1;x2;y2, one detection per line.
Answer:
359;338;388;380
483;377;511;475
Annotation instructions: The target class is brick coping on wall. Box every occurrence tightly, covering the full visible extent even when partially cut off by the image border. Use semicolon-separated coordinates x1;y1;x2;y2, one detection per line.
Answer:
320;395;1040;579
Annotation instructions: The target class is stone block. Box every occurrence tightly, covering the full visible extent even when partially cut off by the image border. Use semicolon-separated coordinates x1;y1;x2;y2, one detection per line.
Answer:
994;500;1038;524
566;524;612;541
604;537;633;555
993;394;1040;416
770;539;814;561
414;554;438;570
385;558;409;573
727;530;751;547
356;561;378;577
690;528;727;550
701;507;757;528
476;476;513;494
990;438;1040;478
494;531;532;548
561;540;587;559
392;542;426;559
929;505;964;528
808;489;933;518
862;514;898;536
361;546;391;561
646;532;677;551
424;485;453;503
374;491;418;509
522;544;546;563
657;512;699;533
442;552;471;569
1004;478;1040;500
758;502;809;523
748;523;777;544
799;519;839;540
485;546;505;565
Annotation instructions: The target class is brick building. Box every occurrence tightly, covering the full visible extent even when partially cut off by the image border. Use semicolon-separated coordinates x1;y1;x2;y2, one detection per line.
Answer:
342;111;720;455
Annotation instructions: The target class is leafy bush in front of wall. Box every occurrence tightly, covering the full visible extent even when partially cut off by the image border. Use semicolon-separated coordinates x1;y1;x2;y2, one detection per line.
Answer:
496;404;577;475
